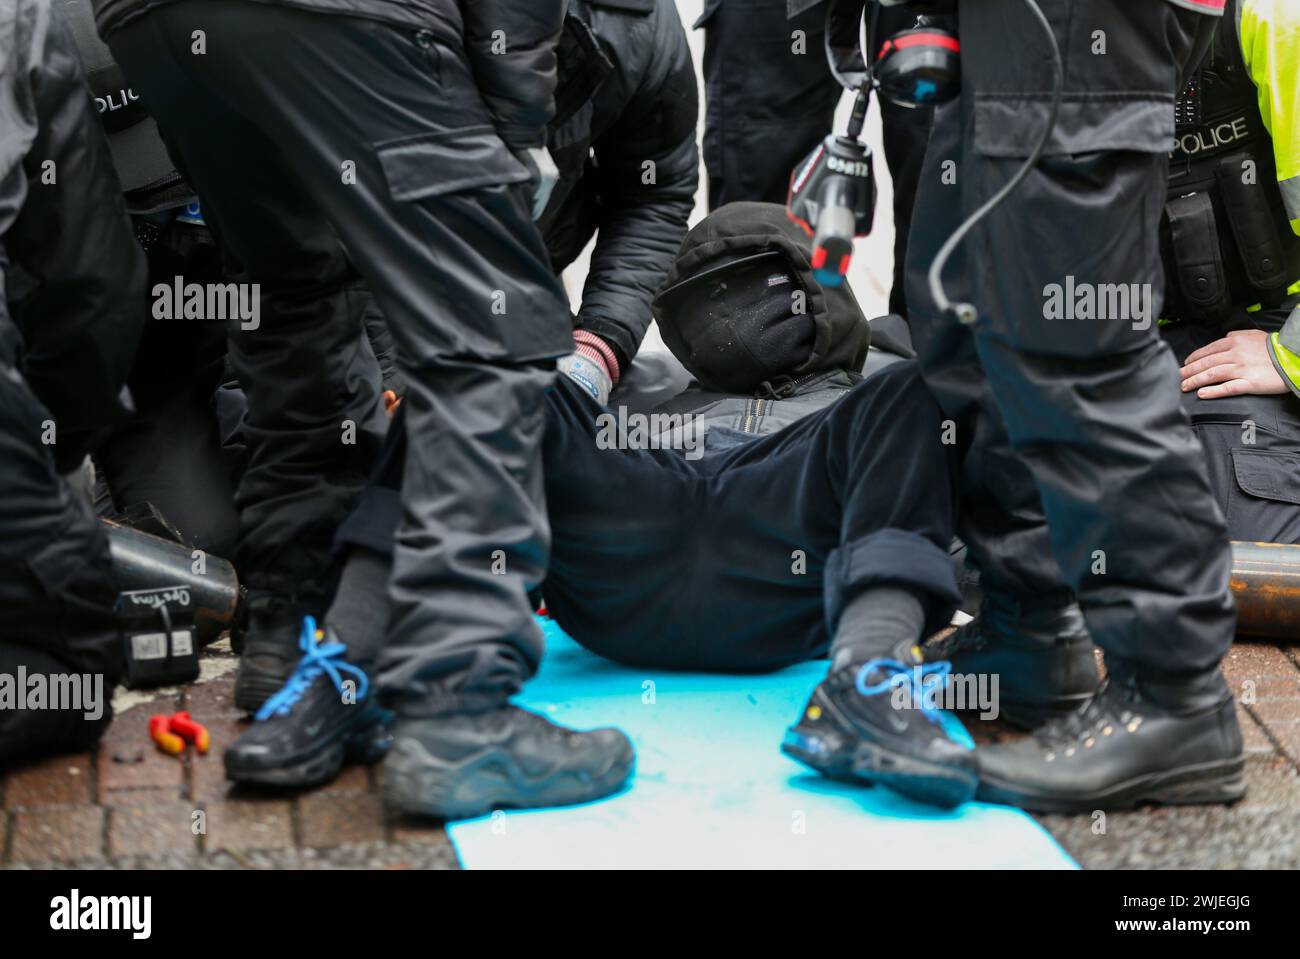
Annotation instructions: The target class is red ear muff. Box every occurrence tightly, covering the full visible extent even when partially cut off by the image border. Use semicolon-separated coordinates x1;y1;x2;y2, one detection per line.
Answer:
875;27;961;108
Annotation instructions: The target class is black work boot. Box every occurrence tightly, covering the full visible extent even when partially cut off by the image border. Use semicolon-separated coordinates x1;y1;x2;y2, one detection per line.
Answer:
225;618;391;788
782;641;979;808
976;663;1245;814
927;591;1099;728
382;707;635;820
234;595;305;713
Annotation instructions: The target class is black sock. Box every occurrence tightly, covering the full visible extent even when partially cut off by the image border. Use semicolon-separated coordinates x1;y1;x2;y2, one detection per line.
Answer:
830;586;926;670
324;548;392;671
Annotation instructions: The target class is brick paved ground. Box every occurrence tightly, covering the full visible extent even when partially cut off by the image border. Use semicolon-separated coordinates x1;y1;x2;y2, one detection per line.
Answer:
0;641;456;869
3;638;1299;869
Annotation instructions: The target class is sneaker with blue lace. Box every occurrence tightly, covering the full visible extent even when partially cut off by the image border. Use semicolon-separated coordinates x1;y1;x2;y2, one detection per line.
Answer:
782;640;978;808
225;617;392;787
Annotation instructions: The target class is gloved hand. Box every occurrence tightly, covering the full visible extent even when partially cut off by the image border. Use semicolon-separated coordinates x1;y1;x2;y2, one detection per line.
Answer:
558;351;614;406
513;145;560;221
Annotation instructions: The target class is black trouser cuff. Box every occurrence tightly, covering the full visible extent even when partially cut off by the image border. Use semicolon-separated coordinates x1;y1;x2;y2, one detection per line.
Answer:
823;528;963;639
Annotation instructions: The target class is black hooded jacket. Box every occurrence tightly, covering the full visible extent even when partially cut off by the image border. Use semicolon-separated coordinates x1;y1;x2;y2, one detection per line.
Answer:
3;0;146;471
92;0;565;151
538;0;697;371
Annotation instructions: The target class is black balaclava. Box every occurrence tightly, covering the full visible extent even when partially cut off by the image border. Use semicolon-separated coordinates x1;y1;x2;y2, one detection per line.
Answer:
653;202;871;394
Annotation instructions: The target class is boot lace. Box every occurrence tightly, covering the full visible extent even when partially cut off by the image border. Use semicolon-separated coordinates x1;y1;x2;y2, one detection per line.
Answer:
1031;681;1138;752
255;616;370;721
855;658;953;726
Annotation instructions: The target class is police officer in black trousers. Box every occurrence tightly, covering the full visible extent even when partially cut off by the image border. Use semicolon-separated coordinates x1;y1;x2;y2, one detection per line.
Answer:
65;0;410;560
832;0;1245;813
60;0;240;557
0;0;146;765
697;0;932;316
93;0;634;815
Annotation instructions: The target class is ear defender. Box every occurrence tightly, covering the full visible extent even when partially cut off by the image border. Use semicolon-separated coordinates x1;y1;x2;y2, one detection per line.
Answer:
874;21;961;108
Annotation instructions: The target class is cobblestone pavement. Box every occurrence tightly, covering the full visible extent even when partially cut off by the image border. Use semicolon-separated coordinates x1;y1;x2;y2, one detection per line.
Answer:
0;641;456;870
3;639;1298;869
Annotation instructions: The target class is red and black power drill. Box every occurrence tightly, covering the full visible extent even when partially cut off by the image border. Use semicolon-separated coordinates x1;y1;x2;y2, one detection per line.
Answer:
787;90;877;289
787;0;960;289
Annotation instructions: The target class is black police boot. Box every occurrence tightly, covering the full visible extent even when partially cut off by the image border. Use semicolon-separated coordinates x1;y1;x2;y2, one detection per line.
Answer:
382;707;635;820
927;591;1099;729
225;618;391;787
234;595;305;713
782;641;979;808
976;664;1245;814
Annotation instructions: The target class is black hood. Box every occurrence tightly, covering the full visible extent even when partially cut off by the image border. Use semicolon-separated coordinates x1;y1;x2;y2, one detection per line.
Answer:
652;202;870;394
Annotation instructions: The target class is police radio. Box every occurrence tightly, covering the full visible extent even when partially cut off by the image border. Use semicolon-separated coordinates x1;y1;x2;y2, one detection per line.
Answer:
787;0;960;287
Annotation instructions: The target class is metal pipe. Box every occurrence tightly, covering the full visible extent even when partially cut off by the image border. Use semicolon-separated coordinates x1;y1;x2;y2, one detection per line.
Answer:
1231;541;1300;640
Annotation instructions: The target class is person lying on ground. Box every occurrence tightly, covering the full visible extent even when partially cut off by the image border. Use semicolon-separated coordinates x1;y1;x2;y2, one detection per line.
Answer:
223;203;992;814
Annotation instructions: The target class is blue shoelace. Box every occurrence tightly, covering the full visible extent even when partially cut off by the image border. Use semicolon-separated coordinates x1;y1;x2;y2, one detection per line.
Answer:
854;657;953;726
254;616;371;721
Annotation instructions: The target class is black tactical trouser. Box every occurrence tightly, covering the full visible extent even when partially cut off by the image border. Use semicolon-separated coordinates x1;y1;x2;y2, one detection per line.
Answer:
109;2;574;714
905;0;1234;676
97;218;401;562
96;216;240;557
0;336;120;766
0;0;136;764
1162;308;1300;545
341;364;962;674
698;0;931;315
97;373;241;557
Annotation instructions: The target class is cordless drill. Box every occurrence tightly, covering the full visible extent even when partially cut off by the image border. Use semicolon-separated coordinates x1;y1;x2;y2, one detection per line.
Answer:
787;87;876;289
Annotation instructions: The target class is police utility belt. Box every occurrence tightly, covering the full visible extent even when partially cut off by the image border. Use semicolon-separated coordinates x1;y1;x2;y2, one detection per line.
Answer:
1162;95;1299;326
1163;166;1292;324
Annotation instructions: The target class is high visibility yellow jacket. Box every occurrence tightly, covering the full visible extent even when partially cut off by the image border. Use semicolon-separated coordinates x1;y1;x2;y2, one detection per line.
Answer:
1240;0;1300;236
1251;0;1300;390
